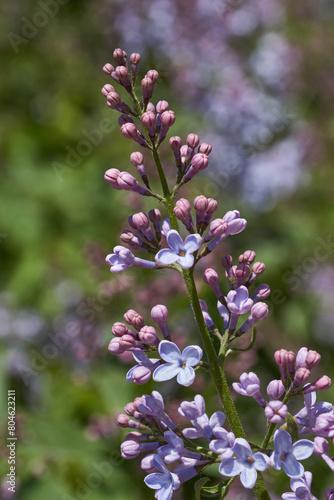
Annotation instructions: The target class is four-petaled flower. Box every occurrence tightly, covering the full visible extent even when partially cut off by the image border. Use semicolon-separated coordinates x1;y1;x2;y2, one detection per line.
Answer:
219;438;269;489
270;429;314;477
282;472;318;500
144;454;180;500
153;340;203;386
126;351;160;383
106;245;156;273
155;230;202;269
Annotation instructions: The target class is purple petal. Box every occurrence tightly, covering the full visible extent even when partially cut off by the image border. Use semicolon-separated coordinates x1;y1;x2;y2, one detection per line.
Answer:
182;428;204;439
153;454;170;474
178;253;194;269
106;254;120;265
155;248;179;265
144;472;165;489
239;298;254;313
227;218;247;235
223;210;238;222
282;457;304;478
235;286;249;305
182;345;203;366
159;341;182;363
110;263;130;273
159;484;174;500
183;234;202;253
209;411;226;429
153;363;180;382
209;438;229;453
219;457;244;477
292;440;314;460
232;382;247;396
132;351;149;364
240;467;257;489
253;453;269;471
177;366;195;386
233;438;252;459
166;230;184;252
274;429;292;454
226;290;237;303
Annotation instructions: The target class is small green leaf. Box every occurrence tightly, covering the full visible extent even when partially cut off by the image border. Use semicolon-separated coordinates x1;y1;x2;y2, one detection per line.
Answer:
286;412;299;442
195;477;230;499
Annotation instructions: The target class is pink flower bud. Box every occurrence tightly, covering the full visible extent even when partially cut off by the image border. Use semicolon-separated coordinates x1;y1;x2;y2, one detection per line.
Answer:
160;110;176;137
250;302;269;321
149;209;161;224
141;454;157;473
186;133;200;149
103;63;114;75
130;53;141;64
108;337;125;354
274;349;288;379
210;218;228;237
117;172;147;195
206;198;218;214
112;322;129;337
221;255;233;269
121;440;140;459
151;304;168;323
303;375;332;394
130;152;144;166
124;309;145;330
101;83;115;96
306;350;321;369
141;111;156;136
203;268;219;286
194;195;208;213
235;263;251;278
141;77;154;100
138;325;158;344
113;48;126;64
124;402;136;416
117;414;130;427
146;69;159;82
191;153;209;172
115;66;131;88
106;91;121;108
294;367;311;387
119;334;137;349
169;136;182;150
287;351;296;378
266;379;285;400
132;365;152;384
252;262;266;275
156;100;169;113
174;198;191;220
198;143;212;155
252;283;271;301
132;212;149;230
314;436;329;456
121;123;138;139
104;168;121;189
239;250;256;264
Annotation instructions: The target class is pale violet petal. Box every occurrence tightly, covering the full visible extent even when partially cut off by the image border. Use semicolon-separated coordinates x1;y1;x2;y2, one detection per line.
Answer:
182;345;203;366
182;428;204;439
240;467;257;489
153;363;180;382
209;411;226;429
166;230;184;252
227;218;247;235
132;350;149;364
159;484;174;500
219;457;244;477
153;454;170;474
177;366;195;386
183;233;202;253
233;438;252;459
155;249;179;265
126;366;136;382
178;253;194;269
292;440;314;460
253;452;269;471
283;457;304;478
274;429;292;454
110;263;130;273
144;472;165;489
159;341;182;363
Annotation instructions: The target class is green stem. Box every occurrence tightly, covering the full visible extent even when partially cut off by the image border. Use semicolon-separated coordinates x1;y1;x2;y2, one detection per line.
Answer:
152;148;170;199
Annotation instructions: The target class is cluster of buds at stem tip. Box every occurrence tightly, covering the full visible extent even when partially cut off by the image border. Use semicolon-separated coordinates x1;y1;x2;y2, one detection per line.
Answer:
274;347;331;394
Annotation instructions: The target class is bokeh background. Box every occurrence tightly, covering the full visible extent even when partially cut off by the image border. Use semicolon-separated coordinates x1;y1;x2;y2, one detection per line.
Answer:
1;0;334;499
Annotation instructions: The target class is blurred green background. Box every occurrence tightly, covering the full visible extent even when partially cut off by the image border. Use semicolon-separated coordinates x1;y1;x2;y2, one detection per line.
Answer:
1;1;334;499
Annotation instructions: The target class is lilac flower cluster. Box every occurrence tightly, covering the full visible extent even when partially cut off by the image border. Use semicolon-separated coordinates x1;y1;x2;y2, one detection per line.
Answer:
99;48;333;499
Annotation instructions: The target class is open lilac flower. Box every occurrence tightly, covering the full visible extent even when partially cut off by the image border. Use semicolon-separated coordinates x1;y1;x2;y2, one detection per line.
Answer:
144;454;180;500
294;392;333;436
178;395;226;440
282;472;317;500
126;351;160;383
210;428;235;459
219;438;269;489
106;245;156;273
155;230;202;269
264;400;288;424
226;285;253;331
232;372;267;407
270;429;314;477
139;391;177;430
153;340;203;387
157;431;201;464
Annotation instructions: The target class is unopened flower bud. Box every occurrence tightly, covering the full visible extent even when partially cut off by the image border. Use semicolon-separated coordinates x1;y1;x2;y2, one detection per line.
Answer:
160;110;175;138
104;168;122;189
130;53;141;65
294;367;311;387
130;152;144;166
103;63;114;75
119;334;137;349
141;77;154;101
101;83;115;96
106;91;121;107
132;365;153;384
117;172;147;195
198;143;212;155
186;133;200;149
239;250;256;264
138;325;158;345
251;284;271;302
252;262;266;275
185;153;209;180
221;255;233;269
108;337;125;354
117;414;131;427
141;111;156;138
121;122;138;139
124;309;145;330
303;375;332;394
112;322;130;337
266;380;285;400
118;114;133;127
156;100;169;114
287;351;296;379
146;69;159;83
151;304;168;326
306;350;321;369
203;268;223;300
113;48;126;64
115;66;131;89
141;454;157;473
314;436;329;456
194;195;208;214
124;402;136;416
169;136;182;150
